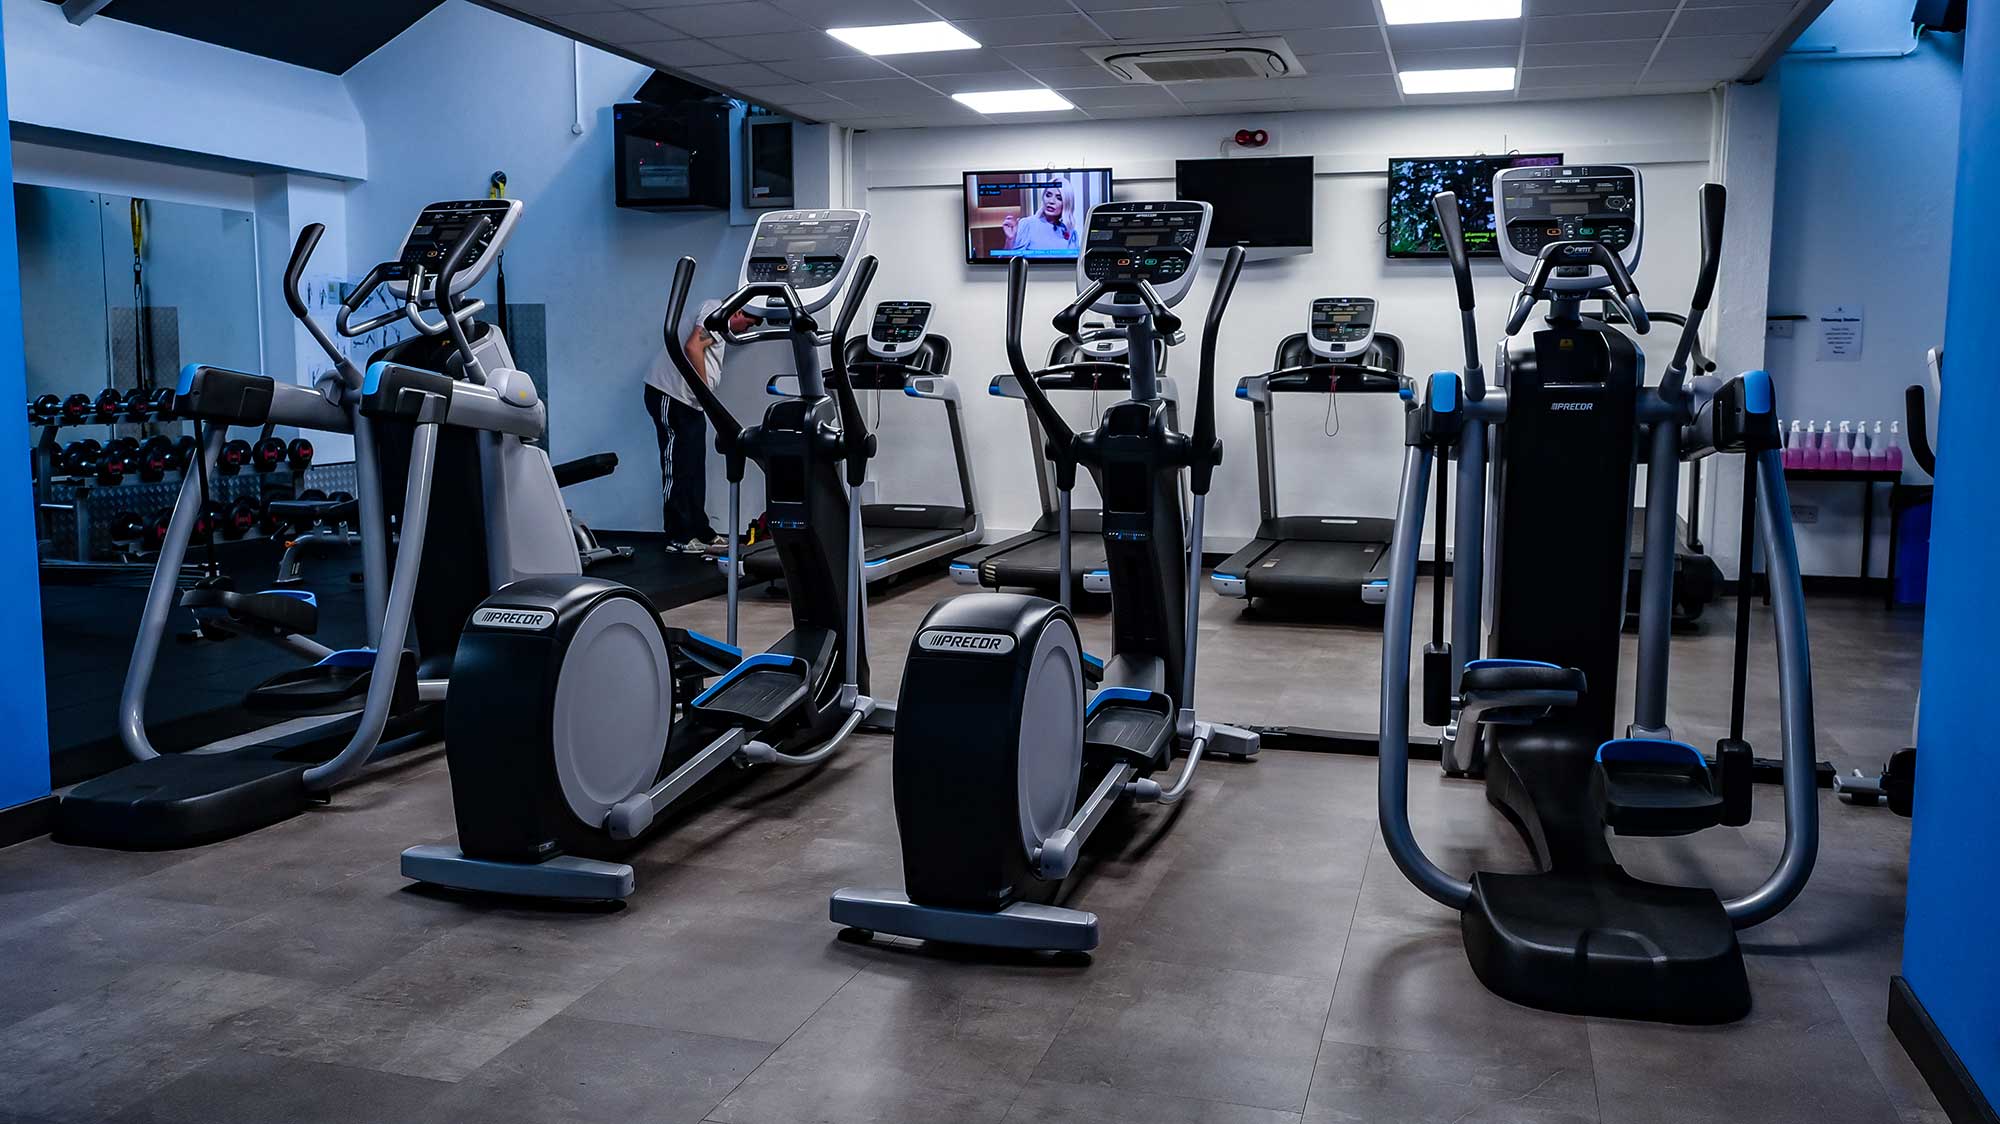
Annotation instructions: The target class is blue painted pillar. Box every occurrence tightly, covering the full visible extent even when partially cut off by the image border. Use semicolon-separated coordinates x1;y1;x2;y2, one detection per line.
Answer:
0;14;53;816
1902;1;1999;1109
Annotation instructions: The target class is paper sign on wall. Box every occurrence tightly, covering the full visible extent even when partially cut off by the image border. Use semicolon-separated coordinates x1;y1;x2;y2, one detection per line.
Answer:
1818;304;1864;361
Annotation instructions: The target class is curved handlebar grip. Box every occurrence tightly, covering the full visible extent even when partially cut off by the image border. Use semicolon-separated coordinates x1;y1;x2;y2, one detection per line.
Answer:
1433;193;1477;313
1052;280;1110;339
708;282;815;341
1136;280;1183;338
1190;246;1245;495
1689;182;1727;314
433;215;492;321
827;256;879;487
285;225;324;321
1622;291;1651;334
1905;383;1936;477
1005;257;1078;475
663;256;744;449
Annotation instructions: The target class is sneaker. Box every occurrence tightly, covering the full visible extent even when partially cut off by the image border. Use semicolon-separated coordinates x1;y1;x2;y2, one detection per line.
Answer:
699;534;731;556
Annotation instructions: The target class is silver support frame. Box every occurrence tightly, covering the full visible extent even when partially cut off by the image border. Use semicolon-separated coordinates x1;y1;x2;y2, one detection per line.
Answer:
1449;418;1489;685
1631;418;1683;735
1057;489;1074;611
1723;448;1819;927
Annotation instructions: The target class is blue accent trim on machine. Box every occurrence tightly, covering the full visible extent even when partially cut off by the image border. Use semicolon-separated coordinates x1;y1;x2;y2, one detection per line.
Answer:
1235;385;1248;399
1081;651;1104;670
864;558;887;568
1430;371;1459;413
1595;738;1708;768
683;629;741;659
1087;686;1158;717
363;361;390;395
1211;572;1240;582
949;562;974;571
1466;657;1559;670
1742;368;1773;415
259;589;318;606
1399;385;1414;401
176;363;202;395
691;652;804;708
315;648;380;669
904;385;922;397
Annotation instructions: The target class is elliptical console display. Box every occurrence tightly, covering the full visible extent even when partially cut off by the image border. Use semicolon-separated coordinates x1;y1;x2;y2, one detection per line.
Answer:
740;208;871;315
1494;165;1641;286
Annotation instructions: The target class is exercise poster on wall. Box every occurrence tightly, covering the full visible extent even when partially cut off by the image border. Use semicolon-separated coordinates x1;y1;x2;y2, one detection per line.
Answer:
1818;304;1864;360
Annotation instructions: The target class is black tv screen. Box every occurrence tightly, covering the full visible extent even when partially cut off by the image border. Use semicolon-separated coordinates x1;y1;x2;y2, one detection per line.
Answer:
963;169;1114;263
1386;153;1563;258
1176;156;1313;249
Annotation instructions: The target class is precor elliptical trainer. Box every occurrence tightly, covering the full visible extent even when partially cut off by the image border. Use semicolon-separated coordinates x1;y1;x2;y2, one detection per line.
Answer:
400;208;892;902
831;200;1257;952
1378;167;1819;1023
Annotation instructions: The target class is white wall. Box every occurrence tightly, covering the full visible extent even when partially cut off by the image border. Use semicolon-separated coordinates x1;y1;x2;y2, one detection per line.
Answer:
1765;0;1962;578
2;0;364;180
853;97;1724;548
339;1;771;532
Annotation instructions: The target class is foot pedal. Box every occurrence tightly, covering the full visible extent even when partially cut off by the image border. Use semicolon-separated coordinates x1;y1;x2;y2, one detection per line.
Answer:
689;653;810;728
245;648;417;716
1084;688;1173;770
1592;738;1724;836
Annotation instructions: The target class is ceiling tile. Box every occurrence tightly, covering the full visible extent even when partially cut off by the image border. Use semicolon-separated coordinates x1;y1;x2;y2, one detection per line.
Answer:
1028;65;1126;88
1522;37;1654;65
1281;25;1385;54
1295;49;1394;76
1640;55;1745;82
821;74;945;97
765;54;900;80
753;97;856;115
1091;4;1242;40
886;47;1023;75
628;37;744;65
650;1;810;37
552;8;679;39
996;43;1100;67
770;0;936;27
1226;0;1377;33
683;60;795;84
925;70;1052;93
1518;62;1636;88
954;13;1110;46
1669;4;1794;38
1525;10;1671;43
1179;97;1295;112
1060;83;1184;106
1393;45;1522;69
1280;72;1399;96
731;81;821;100
1171;75;1306;100
1386;18;1522;51
503;0;625;15
924;0;1077;14
1518;82;1653;100
1651;32;1767;59
1523;0;1673;12
705;30;852;59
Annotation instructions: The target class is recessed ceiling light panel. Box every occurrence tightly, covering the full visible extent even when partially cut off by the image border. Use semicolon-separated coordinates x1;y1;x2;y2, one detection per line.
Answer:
1382;0;1522;25
826;21;980;57
951;88;1076;113
1398;66;1518;94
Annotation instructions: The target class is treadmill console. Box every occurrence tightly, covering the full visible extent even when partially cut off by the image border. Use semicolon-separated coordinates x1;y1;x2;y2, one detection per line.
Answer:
1077;200;1212;315
1494;165;1642;288
393;198;521;299
739;208;871;315
1307;298;1377;362
867;301;932;361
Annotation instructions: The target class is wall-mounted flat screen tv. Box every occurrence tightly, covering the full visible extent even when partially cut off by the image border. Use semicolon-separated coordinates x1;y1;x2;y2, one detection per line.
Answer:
964;168;1113;264
1176;155;1313;250
1386;153;1563;258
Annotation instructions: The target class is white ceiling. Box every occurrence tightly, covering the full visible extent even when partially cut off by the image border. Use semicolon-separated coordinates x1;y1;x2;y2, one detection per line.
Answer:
479;0;1826;129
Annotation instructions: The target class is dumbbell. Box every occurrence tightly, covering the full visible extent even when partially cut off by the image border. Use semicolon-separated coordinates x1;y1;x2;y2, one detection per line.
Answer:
108;510;145;543
60;393;93;424
108;436;140;459
286;438;314;472
122;388;152;422
93;388;124;422
134;437;173;483
169;435;197;473
143;508;174;551
217;439;253;475
29;394;61;426
95;447;129;486
193;501;222;540
61;439;103;476
258;499;288;537
149;388;176;419
224;497;262;539
251;436;288;473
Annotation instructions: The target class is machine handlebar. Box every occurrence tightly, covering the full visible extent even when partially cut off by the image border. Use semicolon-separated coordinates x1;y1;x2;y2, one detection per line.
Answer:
664;256;745;464
1190;245;1245;495
1004;257;1080;488
708;282;815;344
433;214;493;384
1431;192;1487;401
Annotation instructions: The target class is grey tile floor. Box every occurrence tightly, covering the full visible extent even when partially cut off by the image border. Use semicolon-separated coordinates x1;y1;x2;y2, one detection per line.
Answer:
0;570;1933;1124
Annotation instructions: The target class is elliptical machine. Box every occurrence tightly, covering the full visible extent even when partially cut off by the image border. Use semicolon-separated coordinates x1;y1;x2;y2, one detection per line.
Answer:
831;200;1257;952
400;207;892;902
1378;167;1819;1023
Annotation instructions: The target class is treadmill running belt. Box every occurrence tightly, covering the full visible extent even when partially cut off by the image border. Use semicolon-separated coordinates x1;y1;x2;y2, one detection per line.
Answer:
1233;538;1388;601
740;524;964;582
980;532;1109;592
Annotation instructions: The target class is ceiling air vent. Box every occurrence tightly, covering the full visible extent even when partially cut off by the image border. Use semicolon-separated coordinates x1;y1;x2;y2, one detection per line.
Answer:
1082;38;1304;85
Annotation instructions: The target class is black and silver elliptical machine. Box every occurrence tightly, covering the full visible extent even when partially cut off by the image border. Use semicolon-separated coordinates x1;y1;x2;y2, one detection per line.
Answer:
400;208;891;902
831;201;1257;952
949;328;1175;597
55;223;441;850
1211;298;1403;610
741;298;981;584
1378;168;1818;1022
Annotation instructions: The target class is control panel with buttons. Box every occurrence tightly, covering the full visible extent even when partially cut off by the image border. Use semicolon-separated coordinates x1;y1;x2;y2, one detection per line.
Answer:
394;198;521;299
737;208;871;315
1307;297;1378;362
1075;200;1213;315
866;301;933;360
1494;165;1643;289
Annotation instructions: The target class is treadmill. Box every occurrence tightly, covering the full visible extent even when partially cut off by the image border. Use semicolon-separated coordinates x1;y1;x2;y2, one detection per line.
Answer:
949;327;1173;596
1211;297;1402;609
740;300;980;586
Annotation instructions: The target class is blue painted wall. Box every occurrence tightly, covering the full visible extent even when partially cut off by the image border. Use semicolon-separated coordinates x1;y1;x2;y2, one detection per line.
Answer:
0;9;53;812
1904;0;1995;1103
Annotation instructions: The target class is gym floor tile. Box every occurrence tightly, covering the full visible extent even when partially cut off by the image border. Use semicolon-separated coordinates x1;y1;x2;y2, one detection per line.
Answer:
0;889;256;1027
1004;1076;1306;1123
429;1015;772;1124
99;1051;450;1124
1586;1017;1902;1124
1304;1041;1599;1124
1112;866;1361;981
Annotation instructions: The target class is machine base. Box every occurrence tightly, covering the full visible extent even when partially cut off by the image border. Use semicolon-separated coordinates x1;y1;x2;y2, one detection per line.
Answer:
829;887;1099;951
56;750;315;850
1462;869;1749;1024
400;843;636;901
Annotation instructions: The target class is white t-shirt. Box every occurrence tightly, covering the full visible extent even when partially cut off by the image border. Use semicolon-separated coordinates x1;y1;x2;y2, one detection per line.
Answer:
645;298;725;408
